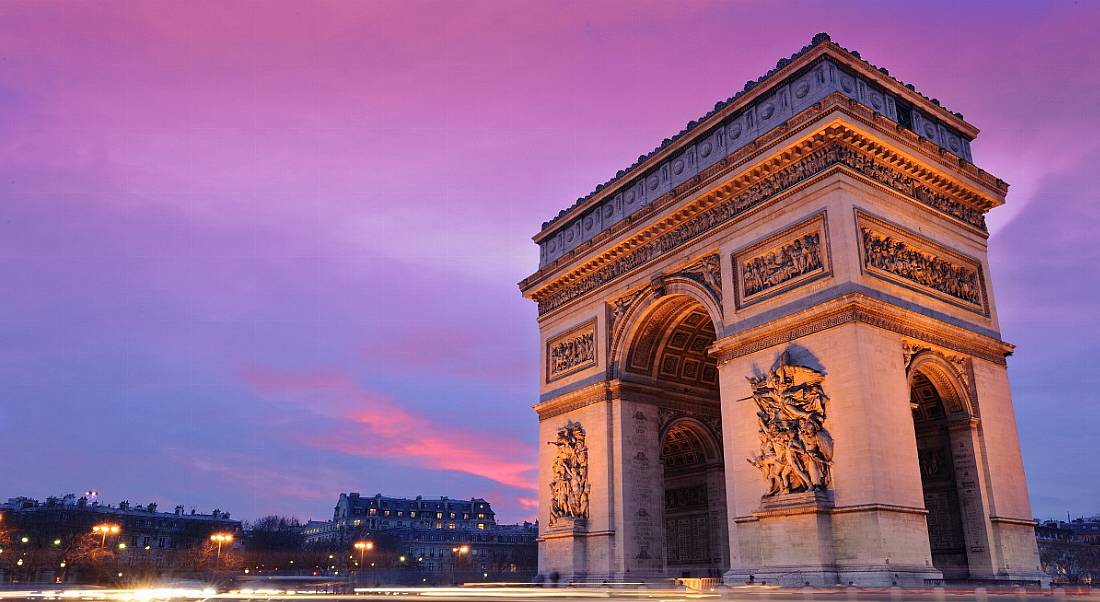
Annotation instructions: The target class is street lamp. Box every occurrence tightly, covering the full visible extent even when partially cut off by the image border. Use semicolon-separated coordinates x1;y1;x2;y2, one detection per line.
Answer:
209;533;233;563
451;545;470;584
92;524;120;547
353;541;373;567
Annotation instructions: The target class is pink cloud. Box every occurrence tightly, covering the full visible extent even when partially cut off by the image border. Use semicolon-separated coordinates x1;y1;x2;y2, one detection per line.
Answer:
240;368;538;492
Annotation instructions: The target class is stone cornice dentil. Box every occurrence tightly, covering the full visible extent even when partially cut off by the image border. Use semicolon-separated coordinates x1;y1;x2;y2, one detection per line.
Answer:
532;36;993;264
520;97;1005;319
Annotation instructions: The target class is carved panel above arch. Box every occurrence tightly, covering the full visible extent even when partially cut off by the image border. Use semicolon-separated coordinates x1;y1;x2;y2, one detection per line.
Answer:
857;210;988;315
733;211;831;308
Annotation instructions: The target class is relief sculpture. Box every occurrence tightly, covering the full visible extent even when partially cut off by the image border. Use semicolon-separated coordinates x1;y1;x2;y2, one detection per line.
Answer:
860;223;983;309
746;353;834;496
548;421;590;525
742;233;823;296
535;139;986;316
546;320;597;381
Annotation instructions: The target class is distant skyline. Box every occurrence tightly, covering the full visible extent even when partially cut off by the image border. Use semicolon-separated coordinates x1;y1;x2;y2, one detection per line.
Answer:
1;0;1098;523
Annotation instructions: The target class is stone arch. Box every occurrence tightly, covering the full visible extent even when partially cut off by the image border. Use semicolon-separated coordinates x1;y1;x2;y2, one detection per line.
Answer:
659;416;723;466
907;351;976;420
610;282;722;388
608;275;723;377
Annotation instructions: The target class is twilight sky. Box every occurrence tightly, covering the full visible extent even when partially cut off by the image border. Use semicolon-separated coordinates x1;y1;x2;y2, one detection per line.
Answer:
1;1;1098;524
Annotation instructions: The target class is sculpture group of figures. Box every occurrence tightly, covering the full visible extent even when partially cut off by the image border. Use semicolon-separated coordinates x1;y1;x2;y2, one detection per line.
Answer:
861;228;981;305
548;421;590;524
549;331;595;376
742;233;823;296
747;354;835;496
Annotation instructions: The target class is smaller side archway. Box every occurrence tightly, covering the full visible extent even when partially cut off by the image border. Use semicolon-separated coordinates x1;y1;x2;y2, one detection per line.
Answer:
907;351;994;581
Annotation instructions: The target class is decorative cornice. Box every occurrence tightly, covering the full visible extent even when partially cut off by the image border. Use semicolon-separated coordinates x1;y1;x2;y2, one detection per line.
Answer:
535;34;987;251
989;516;1039;527
534;379;719;422
523;109;1000;318
533;381;613;421
734;502;928;523
710;293;1011;366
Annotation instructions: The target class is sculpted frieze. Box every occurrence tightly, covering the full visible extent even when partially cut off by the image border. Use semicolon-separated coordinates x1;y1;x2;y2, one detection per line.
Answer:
858;211;987;314
734;213;831;308
535;140;985;316
747;353;834;497
548;421;590;526
546;320;597;382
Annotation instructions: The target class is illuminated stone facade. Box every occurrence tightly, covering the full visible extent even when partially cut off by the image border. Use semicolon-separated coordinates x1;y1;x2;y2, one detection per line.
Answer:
519;34;1044;586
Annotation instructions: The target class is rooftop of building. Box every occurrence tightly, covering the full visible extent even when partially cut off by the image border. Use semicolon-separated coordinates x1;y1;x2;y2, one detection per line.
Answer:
535;32;982;238
2;494;238;523
341;492;493;508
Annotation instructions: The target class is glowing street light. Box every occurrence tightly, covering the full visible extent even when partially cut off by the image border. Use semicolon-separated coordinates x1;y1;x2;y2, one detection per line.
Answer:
209;533;234;562
451;545;470;584
353;541;374;566
92;524;120;547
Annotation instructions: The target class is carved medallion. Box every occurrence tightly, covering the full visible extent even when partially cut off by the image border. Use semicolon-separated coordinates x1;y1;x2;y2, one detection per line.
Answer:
547;421;590;525
733;212;831;308
746;352;834;497
546;320;597;382
857;210;987;315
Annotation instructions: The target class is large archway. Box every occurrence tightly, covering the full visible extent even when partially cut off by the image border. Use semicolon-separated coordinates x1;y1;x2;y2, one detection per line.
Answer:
661;419;726;577
620;292;729;578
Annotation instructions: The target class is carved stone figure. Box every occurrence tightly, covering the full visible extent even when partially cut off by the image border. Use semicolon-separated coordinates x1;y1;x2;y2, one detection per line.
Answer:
861;227;981;306
742;233;824;296
548;330;595;377
548;421;590;525
608;289;645;336
679;254;722;299
746;352;834;496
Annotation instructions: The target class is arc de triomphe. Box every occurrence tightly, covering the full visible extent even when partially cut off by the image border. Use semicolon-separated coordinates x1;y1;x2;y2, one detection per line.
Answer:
518;34;1044;587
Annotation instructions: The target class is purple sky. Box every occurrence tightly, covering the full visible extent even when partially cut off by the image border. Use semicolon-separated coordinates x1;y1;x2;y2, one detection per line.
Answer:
1;1;1098;524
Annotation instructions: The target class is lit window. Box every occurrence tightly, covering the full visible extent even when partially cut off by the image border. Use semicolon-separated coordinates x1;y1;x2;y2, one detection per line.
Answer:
435;522;443;529
436;512;443;519
449;512;456;519
397;511;404;517
477;523;485;530
448;522;456;529
384;510;390;517
369;508;377;516
477;513;485;519
410;511;417;518
353;520;360;527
